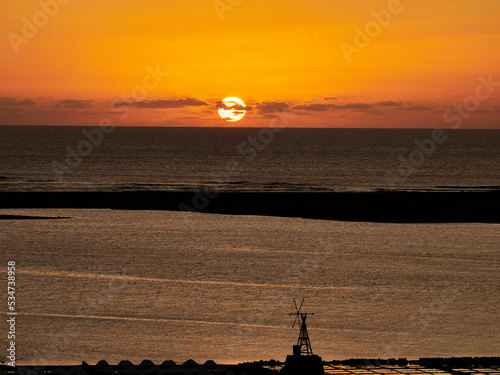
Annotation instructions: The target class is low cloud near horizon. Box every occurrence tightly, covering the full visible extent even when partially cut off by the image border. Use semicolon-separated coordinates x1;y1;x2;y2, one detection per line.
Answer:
0;97;36;106
53;100;94;109
114;98;208;109
0;95;499;127
293;103;372;111
375;101;403;107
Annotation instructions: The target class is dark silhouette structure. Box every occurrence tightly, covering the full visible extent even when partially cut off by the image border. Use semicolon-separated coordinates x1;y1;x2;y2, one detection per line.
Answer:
281;299;325;375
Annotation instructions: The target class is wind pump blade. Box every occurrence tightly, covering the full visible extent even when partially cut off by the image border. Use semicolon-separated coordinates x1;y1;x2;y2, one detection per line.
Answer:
292;298;299;327
291;298;306;328
298;298;304;312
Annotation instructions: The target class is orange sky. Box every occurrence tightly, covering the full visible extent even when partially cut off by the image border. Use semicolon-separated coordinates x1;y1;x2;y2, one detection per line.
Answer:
1;0;500;127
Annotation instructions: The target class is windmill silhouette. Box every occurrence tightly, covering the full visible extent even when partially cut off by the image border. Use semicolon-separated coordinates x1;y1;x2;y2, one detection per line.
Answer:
281;298;325;375
290;298;314;356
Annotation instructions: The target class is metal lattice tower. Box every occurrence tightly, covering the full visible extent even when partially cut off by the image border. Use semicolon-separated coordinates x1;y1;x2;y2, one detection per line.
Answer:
290;298;315;356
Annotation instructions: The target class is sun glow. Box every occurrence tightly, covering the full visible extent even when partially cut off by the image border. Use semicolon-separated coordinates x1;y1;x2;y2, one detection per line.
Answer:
218;97;246;122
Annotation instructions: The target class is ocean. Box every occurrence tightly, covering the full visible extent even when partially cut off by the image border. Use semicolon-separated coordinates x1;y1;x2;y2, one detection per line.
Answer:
0;126;499;365
1;126;499;192
2;208;499;365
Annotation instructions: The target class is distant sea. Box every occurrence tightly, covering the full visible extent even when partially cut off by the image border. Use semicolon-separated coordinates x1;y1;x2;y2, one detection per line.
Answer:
1;126;499;192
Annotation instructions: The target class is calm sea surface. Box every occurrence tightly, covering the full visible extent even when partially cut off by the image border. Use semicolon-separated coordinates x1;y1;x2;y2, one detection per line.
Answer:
1;208;499;365
0;126;499;192
0;127;499;364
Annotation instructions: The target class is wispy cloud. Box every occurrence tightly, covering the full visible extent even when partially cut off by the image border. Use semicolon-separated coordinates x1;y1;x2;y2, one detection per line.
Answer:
293;103;333;111
407;105;434;111
0;97;36;106
293;103;371;111
255;102;290;114
56;100;94;109
114;98;208;108
375;101;402;107
216;101;247;111
338;103;372;110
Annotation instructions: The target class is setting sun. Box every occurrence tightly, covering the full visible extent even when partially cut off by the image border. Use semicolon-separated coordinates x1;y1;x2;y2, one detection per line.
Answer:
217;97;246;122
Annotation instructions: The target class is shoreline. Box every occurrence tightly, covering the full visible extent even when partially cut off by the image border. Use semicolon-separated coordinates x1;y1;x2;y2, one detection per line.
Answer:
0;191;499;223
2;357;499;374
0;214;70;220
